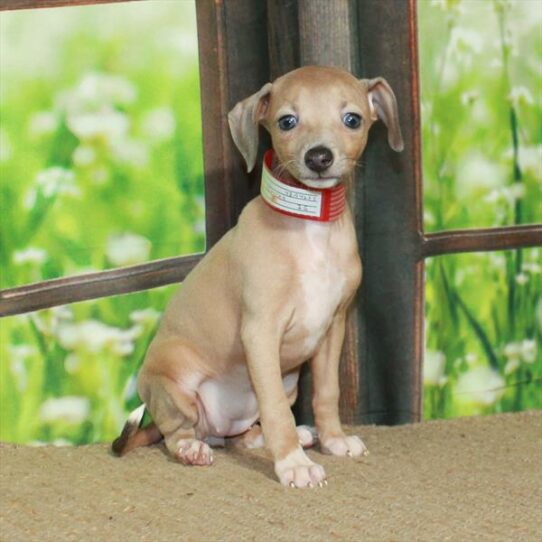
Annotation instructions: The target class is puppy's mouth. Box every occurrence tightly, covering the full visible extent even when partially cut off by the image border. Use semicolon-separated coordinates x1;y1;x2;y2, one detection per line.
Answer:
298;176;341;189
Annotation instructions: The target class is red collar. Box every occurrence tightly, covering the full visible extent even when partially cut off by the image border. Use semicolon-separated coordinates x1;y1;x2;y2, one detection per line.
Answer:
260;150;346;222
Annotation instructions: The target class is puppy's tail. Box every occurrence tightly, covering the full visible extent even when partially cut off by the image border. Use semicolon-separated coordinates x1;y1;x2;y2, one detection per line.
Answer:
112;404;162;456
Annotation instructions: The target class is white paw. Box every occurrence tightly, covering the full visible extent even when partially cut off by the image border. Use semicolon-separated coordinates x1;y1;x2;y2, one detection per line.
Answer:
275;447;327;488
321;435;368;457
175;439;214;466
296;425;318;448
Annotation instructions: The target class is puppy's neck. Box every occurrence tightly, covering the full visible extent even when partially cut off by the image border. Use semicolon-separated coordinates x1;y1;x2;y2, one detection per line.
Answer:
261;150;346;222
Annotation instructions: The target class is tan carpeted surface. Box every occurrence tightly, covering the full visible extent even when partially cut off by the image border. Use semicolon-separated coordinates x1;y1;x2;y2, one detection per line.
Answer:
1;411;541;542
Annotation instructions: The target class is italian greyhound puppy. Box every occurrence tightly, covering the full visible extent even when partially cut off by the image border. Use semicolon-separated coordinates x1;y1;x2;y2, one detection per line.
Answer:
113;66;403;488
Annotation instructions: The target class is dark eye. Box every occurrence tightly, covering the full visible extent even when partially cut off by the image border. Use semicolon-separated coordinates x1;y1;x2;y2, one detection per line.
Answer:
278;115;298;131
343;112;362;129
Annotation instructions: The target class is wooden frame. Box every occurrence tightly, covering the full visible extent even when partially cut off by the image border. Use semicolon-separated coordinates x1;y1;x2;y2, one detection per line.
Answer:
1;0;541;426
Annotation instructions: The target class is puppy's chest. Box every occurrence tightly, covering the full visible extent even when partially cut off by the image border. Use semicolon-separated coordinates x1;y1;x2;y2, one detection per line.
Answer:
283;223;359;358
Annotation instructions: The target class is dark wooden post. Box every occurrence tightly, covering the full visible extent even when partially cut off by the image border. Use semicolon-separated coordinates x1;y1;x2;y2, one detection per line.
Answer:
267;0;423;425
267;0;366;424
197;0;270;248
355;0;423;424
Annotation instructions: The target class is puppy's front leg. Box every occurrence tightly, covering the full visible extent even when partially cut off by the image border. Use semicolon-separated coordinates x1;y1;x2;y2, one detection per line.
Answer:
311;312;368;458
241;319;326;488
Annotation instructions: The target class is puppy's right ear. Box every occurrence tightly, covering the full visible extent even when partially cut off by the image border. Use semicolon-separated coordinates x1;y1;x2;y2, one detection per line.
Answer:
228;83;272;172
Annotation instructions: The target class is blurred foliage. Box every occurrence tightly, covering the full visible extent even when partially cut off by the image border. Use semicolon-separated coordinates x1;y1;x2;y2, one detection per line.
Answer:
0;1;203;443
420;0;541;419
0;0;540;444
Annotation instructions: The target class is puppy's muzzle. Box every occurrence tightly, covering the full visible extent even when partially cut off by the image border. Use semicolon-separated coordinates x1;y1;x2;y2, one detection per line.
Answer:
304;146;334;173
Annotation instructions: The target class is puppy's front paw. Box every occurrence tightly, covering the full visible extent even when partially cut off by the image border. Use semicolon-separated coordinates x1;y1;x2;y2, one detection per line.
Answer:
175;439;213;466
321;435;368;458
275;447;327;488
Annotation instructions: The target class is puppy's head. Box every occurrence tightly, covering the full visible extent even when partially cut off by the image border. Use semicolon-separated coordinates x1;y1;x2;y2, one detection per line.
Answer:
228;66;403;188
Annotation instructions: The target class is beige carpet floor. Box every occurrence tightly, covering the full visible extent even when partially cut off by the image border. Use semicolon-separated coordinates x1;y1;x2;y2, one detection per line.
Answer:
1;411;541;542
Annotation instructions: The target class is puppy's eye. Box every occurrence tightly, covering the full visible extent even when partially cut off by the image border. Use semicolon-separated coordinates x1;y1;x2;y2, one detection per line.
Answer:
278;115;298;131
343;112;362;129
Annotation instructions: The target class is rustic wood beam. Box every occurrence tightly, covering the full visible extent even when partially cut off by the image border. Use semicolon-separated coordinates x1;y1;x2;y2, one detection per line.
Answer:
422;224;542;258
0;0;138;11
0;255;201;317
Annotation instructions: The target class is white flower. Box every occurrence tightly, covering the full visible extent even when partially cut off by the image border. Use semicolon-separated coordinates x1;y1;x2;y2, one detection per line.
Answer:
489;253;506;271
519;146;542;180
111;139;149;167
77;73;137;108
9;344;37;361
424;350;448;386
67;109;130;142
72;145;96;167
493;0;512;13
455;367;505;406
39;396;90;424
29;111;58;138
430;0;463;15
503;342;521;373
64;353;81;374
456;153;506;199
465;353;477;366
484;189;500;204
423;210;436;227
90;167;109;186
31;305;73;337
51;439;73;447
504;358;519;375
25;167;80;207
62;72;137;113
37;167;78;197
56;319;138;356
522;262;541;274
106;232;151;266
460;90;479;107
130;308;161;327
0;129;12;162
142;107;176;142
9;345;37;392
508;86;534;108
503;342;521;360
484;184;525;208
507;183;525;201
13;247;47;266
193;219;206;236
515;273;528;286
450;28;483;58
521;340;537;364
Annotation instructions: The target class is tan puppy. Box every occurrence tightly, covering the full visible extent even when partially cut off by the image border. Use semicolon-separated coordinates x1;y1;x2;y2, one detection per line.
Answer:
113;66;403;488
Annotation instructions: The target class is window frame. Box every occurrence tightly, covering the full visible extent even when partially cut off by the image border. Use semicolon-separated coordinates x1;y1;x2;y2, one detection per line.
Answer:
1;0;541;426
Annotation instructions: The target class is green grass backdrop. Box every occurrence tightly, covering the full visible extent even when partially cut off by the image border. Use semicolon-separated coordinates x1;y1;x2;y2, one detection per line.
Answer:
0;0;540;444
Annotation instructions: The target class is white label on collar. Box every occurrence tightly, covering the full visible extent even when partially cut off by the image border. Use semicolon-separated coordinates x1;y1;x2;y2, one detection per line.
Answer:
261;165;323;218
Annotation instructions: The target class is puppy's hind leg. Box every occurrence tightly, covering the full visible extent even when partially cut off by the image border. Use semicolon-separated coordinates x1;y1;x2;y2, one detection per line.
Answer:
112;404;162;456
140;373;213;466
230;424;317;449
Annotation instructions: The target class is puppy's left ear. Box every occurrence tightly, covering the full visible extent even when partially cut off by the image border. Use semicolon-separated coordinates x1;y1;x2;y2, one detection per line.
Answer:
228;83;273;172
363;77;404;152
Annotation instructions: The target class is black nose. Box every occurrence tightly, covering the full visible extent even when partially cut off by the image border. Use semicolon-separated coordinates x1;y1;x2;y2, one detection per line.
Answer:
304;146;334;173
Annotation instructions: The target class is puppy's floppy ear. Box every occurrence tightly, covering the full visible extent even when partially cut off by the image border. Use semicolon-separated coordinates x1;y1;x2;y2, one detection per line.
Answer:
363;77;404;152
228;82;273;172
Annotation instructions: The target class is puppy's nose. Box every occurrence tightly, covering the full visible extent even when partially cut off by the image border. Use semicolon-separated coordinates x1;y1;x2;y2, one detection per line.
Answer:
304;146;334;173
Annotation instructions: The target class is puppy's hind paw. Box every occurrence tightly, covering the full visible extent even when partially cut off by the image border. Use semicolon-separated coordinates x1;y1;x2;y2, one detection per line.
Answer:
321;435;368;458
296;425;318;449
175;439;214;466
